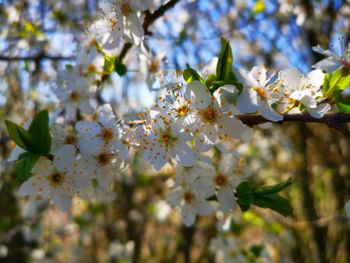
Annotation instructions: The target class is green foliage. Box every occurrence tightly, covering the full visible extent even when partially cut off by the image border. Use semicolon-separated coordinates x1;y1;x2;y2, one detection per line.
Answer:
5;110;52;181
236;181;254;211
322;69;350;112
216;38;233;81
103;55;127;76
14;152;41;182
5;120;33;151
211;38;243;92
28;110;52;154
183;64;204;84
236;178;293;217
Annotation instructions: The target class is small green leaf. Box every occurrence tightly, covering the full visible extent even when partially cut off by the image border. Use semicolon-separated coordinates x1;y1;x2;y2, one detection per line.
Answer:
103;55;127;76
6;110;51;154
14;152;40;182
205;74;217;87
216;38;233;81
28;110;51;154
253;194;292;217
114;58;127;76
183;65;203;84
5;120;32;151
236;181;253;211
103;55;116;74
336;101;350;112
254;178;293;195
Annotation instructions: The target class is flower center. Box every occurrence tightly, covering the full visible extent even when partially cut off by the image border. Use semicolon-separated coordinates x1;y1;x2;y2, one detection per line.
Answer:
200;106;219;124
99;127;114;142
213;173;228;187
149;60;159;73
177;105;191;117
160;128;177;147
63;134;77;145
255;87;268;100
69;91;80;102
183;191;194;203
120;2;132;16
48;172;65;186
96;151;112;166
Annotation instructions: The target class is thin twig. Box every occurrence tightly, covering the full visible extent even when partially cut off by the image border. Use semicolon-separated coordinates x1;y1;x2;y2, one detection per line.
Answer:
119;0;181;61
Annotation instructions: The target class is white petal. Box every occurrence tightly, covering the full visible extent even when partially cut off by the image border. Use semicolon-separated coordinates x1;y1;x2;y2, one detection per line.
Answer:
54;145;76;172
193;177;215;198
182;203;196;226
217;186;235;212
308;103;331;119
217;115;248;139
259;100;283;122
51;188;72;211
187;81;212;109
236;87;258;113
193;199;213;216
173;141;196;167
279;68;302;91
19;177;41;196
249;66;267;85
32;157;54;177
167;188;182;206
312;58;341;73
195;125;217;152
306;69;325;88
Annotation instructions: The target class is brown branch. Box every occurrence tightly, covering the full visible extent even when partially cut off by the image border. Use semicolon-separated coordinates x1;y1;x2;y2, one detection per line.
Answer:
238;113;350;135
119;0;181;61
0;55;74;62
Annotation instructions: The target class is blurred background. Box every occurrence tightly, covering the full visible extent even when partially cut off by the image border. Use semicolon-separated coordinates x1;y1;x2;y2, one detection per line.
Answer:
1;0;350;262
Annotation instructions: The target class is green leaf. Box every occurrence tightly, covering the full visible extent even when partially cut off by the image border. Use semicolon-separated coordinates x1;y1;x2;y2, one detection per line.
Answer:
103;55;127;76
5;110;51;154
28;110;51;154
205;74;217;87
114;58;127;76
253;193;292;217
103;55;116;74
336;101;350;112
5;120;33;151
322;69;350;97
183;65;203;84
254;178;293;195
14;152;40;182
236;181;253;211
216;38;233;81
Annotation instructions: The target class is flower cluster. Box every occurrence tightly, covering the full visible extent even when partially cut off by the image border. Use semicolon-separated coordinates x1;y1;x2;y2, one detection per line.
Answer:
7;0;350;226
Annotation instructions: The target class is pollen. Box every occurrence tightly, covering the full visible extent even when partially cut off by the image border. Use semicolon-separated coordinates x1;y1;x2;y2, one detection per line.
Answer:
99;127;115;142
120;1;132;16
213;173;228;187
48;172;66;186
183;191;194;203
96;151;112;166
200;106;219;124
63;134;77;145
149;60;159;73
177;104;191;117
69;91;80;102
160;128;177;147
255;87;268;100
